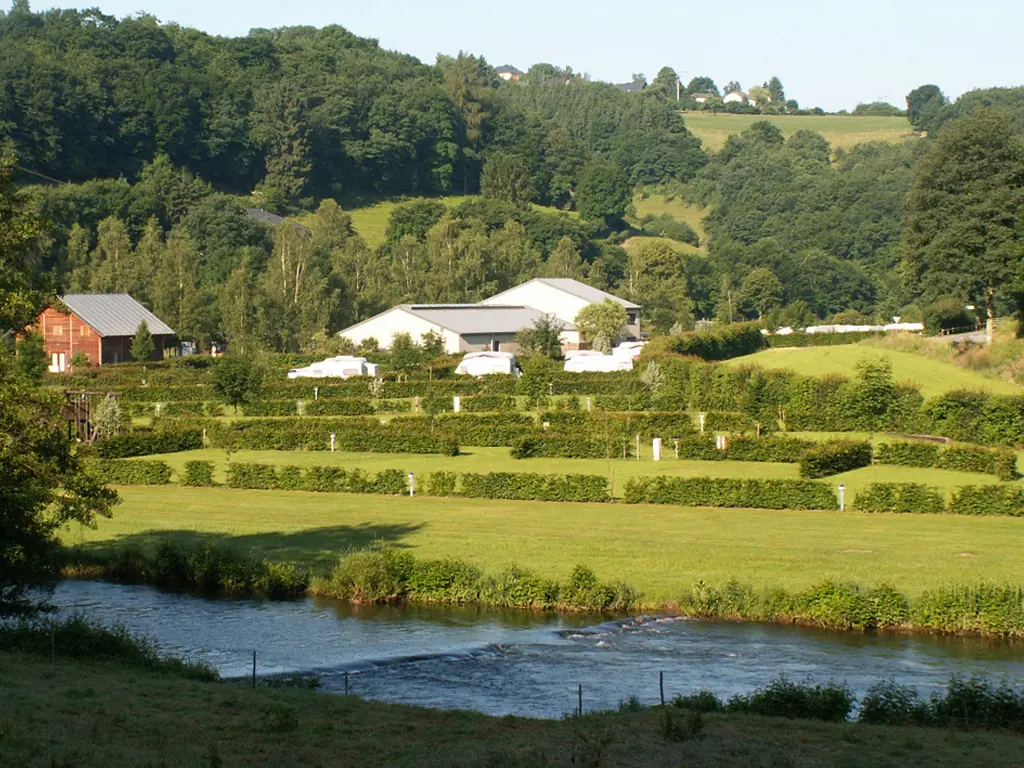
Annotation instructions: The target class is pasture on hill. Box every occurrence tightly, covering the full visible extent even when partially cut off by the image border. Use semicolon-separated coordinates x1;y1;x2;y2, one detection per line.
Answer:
633;194;709;239
681;113;916;153
346;196;475;247
725;344;1022;399
6;655;1021;768
68;477;1024;605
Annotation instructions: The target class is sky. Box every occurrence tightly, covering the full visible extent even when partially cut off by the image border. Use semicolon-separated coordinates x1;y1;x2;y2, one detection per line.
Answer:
38;0;1024;112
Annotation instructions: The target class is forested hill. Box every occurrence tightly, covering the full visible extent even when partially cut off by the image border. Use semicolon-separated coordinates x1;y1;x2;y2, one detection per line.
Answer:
0;5;703;204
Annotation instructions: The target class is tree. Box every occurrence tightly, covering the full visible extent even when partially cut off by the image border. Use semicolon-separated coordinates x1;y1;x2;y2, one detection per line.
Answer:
0;155;117;616
385;199;447;243
906;84;946;134
539;236;586;279
130;320;155;362
421;330;445;360
13;331;46;381
749;86;772;107
575;162;631;225
211;355;265;413
902;110;1024;342
725;81;742;94
480;152;534;205
686;76;719;96
516;313;564;358
740;268;784;318
765;76;785;105
575;299;629;351
389;331;421;378
92;395;123;440
623;239;693;333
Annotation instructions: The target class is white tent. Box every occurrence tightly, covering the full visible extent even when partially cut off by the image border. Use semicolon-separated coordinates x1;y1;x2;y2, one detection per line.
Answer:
611;341;645;359
563;354;633;373
455;351;519;377
287;356;379;379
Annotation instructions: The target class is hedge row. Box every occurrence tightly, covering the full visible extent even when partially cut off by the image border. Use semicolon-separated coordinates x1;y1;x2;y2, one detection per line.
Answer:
243;398;377;417
875;441;1018;480
208;419;458;455
799;441;873;479
457;472;610;502
767;332;886;348
89;459;172;485
647;322;767;361
225;463;408;494
511;435;635;459
949;486;1024;517
92;429;203;458
854;483;948;514
623;476;837;510
675;435;817;462
180;460;216;487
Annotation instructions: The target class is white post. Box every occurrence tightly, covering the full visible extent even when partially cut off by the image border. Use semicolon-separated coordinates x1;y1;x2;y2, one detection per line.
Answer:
673;438;679;458
453;395;461;413
297;399;304;416
314;386;319;401
155;402;162;416
330;433;336;453
699;412;706;435
653;437;662;461
409;472;415;497
838;484;846;512
636;434;640;460
202;428;207;447
586;396;592;412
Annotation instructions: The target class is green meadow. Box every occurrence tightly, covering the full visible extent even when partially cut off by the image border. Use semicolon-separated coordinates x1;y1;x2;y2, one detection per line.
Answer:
681;113;916;153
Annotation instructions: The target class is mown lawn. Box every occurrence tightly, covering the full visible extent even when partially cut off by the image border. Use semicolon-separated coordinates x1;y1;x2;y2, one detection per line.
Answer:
726;344;1022;398
347;195;475;247
632;193;708;240
682;113;915;153
68;475;1024;604
6;654;1020;768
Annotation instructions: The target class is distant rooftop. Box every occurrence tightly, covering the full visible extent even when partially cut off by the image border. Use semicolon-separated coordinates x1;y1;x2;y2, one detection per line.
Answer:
485;278;640;310
616;81;646;93
403;304;571;334
495;65;524;76
59;294;175;337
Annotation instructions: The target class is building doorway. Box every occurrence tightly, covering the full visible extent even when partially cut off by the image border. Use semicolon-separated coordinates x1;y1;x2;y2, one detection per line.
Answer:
49;352;66;373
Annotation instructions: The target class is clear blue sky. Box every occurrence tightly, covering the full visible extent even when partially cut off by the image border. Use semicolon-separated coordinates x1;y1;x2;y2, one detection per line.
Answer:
39;0;1023;112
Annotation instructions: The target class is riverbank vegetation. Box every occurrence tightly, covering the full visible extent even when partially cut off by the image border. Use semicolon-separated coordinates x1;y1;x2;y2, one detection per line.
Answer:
3;650;1023;767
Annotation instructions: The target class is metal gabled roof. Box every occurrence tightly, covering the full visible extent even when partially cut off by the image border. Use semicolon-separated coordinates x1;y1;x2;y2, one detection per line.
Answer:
485;278;640;310
59;294;175;337
405;304;572;334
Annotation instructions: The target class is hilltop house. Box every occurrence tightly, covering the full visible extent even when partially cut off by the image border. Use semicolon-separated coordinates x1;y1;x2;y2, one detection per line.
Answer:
723;89;760;108
337;278;640;353
495;65;524;81
616;81;646;94
37;294;175;371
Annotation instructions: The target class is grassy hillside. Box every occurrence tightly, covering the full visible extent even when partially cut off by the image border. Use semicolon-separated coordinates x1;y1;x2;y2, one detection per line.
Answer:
682;113;916;153
67;477;1024;603
6;654;1020;768
346;196;475;247
726;344;1022;399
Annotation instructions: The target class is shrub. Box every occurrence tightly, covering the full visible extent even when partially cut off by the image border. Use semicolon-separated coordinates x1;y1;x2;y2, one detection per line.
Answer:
854;483;947;514
937;445;1001;474
858;681;932;726
702;411;756;434
647;323;767;361
180;461;216;487
89;458;171;485
911;584;1024;636
726;677;854;722
624;477;836;510
426;472;457;496
767;331;885;348
460;394;517;412
225;463;279;490
949;486;1024;517
511;435;631;459
459;472;611;503
874;441;941;468
673;690;724;713
799;440;872;479
93;429;203;458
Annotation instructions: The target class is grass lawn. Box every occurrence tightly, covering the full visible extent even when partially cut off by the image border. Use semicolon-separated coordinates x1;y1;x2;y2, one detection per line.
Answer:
682;113;916;153
6;654;1019;768
347;195;475;247
726;344;1022;399
69;468;1024;604
632;194;709;239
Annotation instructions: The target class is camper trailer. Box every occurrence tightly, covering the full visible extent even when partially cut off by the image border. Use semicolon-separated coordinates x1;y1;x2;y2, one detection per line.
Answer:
287;356;379;379
563;353;633;373
455;351;519;377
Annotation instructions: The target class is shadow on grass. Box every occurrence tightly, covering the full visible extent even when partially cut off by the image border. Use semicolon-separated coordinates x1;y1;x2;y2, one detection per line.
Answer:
71;522;426;572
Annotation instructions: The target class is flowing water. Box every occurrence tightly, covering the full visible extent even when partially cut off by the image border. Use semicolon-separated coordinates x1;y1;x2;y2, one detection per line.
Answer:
53;580;1024;719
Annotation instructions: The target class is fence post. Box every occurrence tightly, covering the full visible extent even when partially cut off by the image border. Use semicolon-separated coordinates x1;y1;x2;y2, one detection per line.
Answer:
578;684;583;716
660;671;665;705
252;650;256;688
838;483;846;512
344;670;349;695
408;472;415;497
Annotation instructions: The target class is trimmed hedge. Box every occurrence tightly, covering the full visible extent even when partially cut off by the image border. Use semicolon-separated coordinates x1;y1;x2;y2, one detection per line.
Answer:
225;464;409;494
623;476;837;510
90;459;171;485
650;322;767;361
459;394;517;412
511;434;633;459
208;418;458;455
875;441;1018;480
799;441;872;479
874;441;941;468
949;486;1024;517
854;483;947;514
674;435;816;463
458;472;611;502
180;461;216;487
767;332;885;348
93;429;203;458
703;411;756;434
120;385;210;402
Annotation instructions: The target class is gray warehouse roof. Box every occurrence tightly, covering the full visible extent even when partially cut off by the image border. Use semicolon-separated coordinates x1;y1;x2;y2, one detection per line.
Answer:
60;294;176;337
404;304;572;334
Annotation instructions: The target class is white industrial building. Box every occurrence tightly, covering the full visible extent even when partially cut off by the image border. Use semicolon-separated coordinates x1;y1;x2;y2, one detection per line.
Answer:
337;278;641;354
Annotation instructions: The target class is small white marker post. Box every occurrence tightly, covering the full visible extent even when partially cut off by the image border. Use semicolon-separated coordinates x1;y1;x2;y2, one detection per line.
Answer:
652;437;662;461
453;395;461;413
409;472;415;497
330;433;336;453
838;484;846;512
699;412;706;435
635;434;640;461
314;386;319;401
586;397;592;412
673;438;680;459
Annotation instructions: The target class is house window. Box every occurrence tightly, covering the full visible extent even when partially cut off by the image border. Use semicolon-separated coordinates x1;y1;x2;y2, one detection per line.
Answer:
80;326;87;337
491;339;500;352
54;325;63;336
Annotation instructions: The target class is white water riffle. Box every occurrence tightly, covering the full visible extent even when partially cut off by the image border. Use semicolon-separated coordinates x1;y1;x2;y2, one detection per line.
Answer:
53;580;1024;719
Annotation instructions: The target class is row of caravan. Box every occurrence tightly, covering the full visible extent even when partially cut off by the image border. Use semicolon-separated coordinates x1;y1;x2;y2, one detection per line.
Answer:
287;344;646;379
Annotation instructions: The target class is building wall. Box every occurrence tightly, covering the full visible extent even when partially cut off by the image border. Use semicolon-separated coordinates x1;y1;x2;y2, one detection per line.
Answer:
339;308;462;353
100;335;167;364
38;307;101;371
459;333;521;353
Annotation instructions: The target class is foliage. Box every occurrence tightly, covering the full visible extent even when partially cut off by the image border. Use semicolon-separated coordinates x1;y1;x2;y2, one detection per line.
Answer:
873;441;941;468
645;323;766;361
726;678;854;723
574;300;629;350
575;162;631;224
211;355;265;412
949;486;1024;517
458;472;611;502
12;332;46;381
854;483;947;514
180;461;216;487
516;313;565;358
89;459;172;486
91;395;124;440
623;476;836;510
798;441;873;479
130;321;155;363
93;429;203;458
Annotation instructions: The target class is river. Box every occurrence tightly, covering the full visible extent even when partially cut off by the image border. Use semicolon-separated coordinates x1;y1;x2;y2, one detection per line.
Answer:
53;580;1024;719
